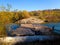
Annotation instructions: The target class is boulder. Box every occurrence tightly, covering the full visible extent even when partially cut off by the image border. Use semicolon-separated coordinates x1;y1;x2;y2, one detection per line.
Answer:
21;24;34;28
31;26;52;35
17;17;44;24
19;24;52;35
11;27;35;36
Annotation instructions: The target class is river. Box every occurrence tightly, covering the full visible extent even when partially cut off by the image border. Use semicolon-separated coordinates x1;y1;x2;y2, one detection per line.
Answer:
0;23;60;45
42;23;60;34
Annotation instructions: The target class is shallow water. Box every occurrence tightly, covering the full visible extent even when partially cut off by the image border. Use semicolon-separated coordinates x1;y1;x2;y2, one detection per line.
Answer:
42;23;60;34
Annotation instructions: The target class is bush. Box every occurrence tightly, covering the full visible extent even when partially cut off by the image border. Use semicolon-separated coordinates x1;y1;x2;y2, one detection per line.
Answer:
0;24;7;37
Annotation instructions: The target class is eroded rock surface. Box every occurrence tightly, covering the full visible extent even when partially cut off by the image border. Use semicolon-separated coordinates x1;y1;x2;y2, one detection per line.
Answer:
6;24;53;36
11;27;35;36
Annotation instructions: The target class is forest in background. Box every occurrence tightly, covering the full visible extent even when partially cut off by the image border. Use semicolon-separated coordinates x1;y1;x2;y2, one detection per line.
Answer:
0;4;60;36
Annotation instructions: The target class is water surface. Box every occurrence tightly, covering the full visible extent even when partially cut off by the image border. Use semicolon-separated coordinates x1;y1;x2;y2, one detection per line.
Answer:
42;23;60;34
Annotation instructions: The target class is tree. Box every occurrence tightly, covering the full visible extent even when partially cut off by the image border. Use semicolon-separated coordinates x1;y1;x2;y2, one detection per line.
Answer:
6;4;12;12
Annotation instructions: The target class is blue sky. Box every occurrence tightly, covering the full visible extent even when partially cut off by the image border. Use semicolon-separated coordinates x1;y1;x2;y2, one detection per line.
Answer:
0;0;60;11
